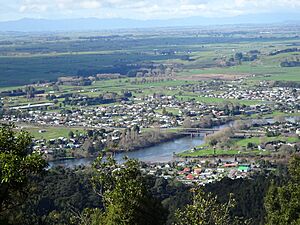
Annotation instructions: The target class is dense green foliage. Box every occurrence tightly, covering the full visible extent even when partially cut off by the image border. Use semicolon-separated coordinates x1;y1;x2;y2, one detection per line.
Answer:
174;189;242;225
264;156;300;225
10;167;101;225
0;124;47;223
0;160;295;225
90;156;167;225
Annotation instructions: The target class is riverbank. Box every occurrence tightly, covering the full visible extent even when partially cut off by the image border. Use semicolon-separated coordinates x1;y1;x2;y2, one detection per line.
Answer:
110;132;187;153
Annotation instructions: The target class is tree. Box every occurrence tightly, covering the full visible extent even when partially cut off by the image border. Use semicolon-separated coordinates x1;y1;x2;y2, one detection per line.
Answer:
72;208;104;225
0;102;3;119
87;130;94;138
183;117;192;128
209;139;218;147
205;128;234;149
233;120;250;130
0;124;47;216
235;52;243;63
91;155;166;225
68;131;74;138
264;156;300;225
247;142;255;150
174;188;246;225
82;139;95;155
162;107;167;115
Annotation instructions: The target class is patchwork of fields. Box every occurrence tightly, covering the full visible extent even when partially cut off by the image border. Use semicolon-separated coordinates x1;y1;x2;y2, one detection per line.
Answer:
0;26;300;87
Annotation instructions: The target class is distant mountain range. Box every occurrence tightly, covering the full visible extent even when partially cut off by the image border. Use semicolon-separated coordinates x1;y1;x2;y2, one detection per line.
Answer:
0;13;299;32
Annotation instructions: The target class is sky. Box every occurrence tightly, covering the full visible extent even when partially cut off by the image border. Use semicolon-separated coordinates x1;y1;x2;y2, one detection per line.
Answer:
1;0;300;21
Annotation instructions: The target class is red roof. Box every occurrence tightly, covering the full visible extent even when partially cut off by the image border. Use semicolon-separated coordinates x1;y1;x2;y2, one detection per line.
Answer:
186;174;194;180
194;168;202;174
224;163;237;167
183;167;190;172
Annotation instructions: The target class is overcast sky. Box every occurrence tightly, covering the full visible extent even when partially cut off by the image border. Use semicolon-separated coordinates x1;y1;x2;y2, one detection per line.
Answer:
1;0;300;21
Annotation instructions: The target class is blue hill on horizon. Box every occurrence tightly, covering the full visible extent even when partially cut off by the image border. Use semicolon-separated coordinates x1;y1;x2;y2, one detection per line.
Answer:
0;13;299;32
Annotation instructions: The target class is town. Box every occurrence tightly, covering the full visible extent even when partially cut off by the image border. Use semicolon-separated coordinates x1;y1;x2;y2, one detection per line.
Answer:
0;75;299;168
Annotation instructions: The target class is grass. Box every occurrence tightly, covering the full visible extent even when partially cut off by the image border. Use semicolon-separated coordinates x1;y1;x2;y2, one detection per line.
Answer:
23;126;85;139
262;111;300;118
178;47;300;82
235;136;299;147
155;108;180;115
178;133;299;157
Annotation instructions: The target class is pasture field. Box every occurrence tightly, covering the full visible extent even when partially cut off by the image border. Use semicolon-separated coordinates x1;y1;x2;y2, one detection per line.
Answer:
178;61;300;82
178;133;299;158
234;136;299;147
22;126;85;139
0;26;300;86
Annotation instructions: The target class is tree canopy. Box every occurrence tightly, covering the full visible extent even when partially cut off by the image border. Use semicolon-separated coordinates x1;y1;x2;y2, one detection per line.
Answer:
0;124;47;220
90;155;166;225
264;155;300;225
174;188;248;225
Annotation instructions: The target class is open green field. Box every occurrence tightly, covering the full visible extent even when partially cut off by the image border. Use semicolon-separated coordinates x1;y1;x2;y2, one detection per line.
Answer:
252;111;300;118
178;133;299;157
22;126;85;139
178;62;300;82
234;136;299;147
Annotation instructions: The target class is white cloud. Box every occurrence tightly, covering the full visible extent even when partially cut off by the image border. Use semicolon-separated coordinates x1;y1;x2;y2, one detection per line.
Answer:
80;1;102;9
12;0;300;20
19;0;49;13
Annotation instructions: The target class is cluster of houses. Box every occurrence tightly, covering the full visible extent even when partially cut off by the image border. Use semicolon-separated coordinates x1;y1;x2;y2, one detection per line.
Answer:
258;120;300;152
178;80;299;112
265;120;300;134
33;136;84;155
3;95;230;129
141;160;257;185
203;84;299;109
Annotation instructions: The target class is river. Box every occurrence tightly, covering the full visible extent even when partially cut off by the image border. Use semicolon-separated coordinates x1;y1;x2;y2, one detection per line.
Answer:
48;136;204;168
49;122;234;168
48;116;299;168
